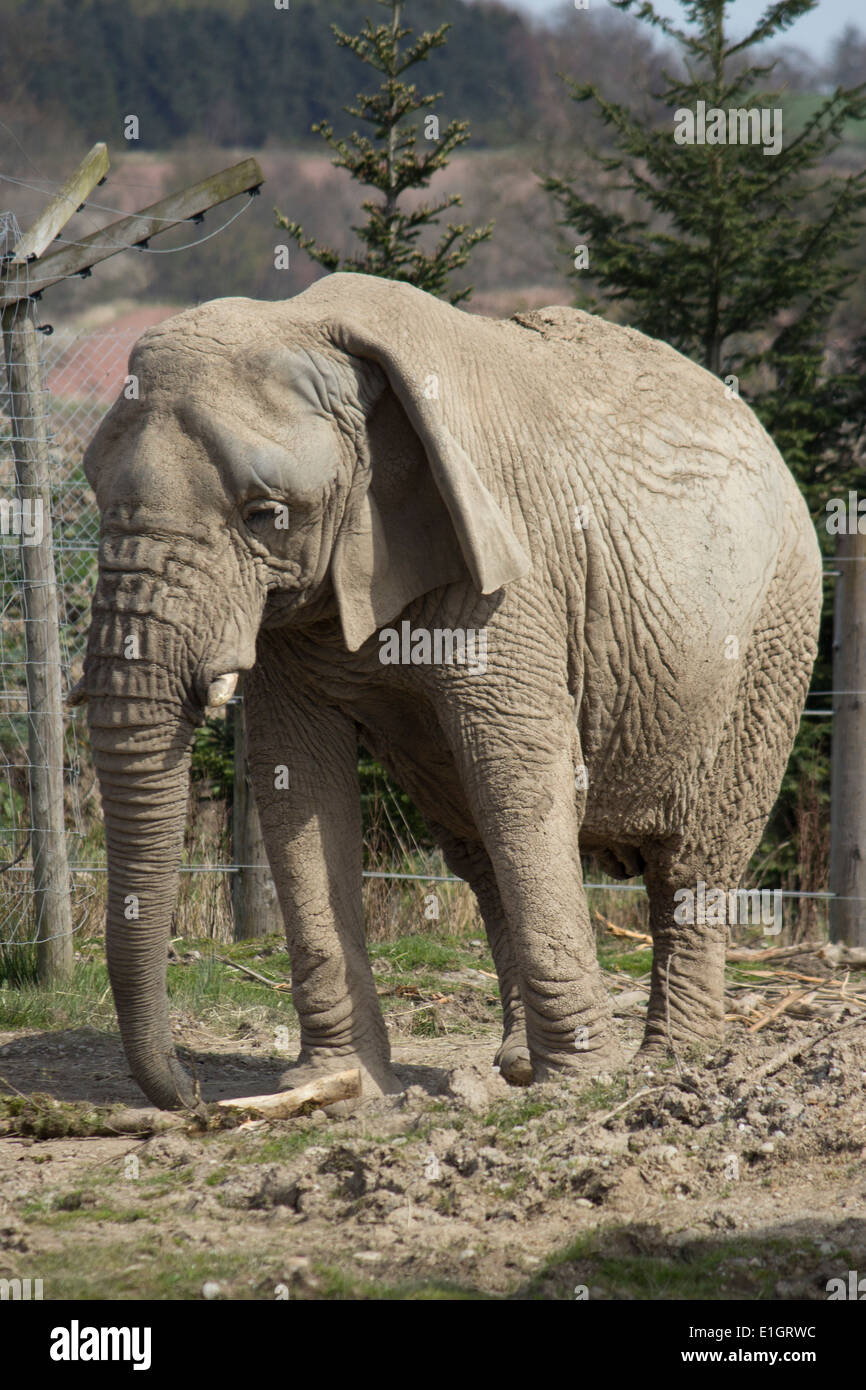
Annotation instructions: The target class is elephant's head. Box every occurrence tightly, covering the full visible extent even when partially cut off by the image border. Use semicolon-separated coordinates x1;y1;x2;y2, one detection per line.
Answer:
80;272;528;1108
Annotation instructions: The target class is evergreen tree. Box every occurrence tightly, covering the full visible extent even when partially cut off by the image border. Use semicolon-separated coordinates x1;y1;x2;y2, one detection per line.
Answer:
275;0;492;304
542;0;866;504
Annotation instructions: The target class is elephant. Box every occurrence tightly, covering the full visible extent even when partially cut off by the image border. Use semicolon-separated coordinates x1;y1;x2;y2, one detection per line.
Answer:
77;271;822;1110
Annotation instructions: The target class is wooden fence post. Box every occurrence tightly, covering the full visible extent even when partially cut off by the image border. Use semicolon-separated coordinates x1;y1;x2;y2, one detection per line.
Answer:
829;529;866;946
230;683;282;940
1;297;73;981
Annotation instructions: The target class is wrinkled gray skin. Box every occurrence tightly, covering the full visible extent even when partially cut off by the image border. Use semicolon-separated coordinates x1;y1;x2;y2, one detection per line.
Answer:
80;273;821;1109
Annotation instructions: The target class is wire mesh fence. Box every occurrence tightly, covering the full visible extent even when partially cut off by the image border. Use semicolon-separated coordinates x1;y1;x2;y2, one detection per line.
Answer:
0;296;142;951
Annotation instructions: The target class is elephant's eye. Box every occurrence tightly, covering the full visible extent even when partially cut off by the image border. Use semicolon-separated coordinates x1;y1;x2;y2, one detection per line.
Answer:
243;500;288;536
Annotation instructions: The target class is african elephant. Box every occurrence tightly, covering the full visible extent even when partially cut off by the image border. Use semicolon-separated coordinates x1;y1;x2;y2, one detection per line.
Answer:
78;272;821;1109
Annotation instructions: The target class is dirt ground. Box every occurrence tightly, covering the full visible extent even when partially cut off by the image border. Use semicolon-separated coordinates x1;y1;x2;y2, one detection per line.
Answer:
1;991;864;1301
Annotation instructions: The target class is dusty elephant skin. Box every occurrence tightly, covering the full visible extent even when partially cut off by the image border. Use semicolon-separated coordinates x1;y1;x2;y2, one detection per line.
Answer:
79;272;821;1110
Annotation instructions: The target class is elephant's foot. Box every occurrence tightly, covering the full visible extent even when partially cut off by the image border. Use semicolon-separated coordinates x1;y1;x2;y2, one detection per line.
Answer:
531;1039;626;1082
637;1022;722;1063
279;1052;403;1114
640;932;725;1061
494;1035;533;1087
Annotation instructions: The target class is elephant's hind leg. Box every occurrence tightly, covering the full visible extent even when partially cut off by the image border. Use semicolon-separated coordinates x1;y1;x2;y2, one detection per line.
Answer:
438;691;622;1080
639;863;728;1056
432;827;532;1086
639;561;817;1058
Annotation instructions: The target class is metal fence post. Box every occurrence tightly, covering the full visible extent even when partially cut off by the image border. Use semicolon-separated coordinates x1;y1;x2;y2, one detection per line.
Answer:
1;296;73;980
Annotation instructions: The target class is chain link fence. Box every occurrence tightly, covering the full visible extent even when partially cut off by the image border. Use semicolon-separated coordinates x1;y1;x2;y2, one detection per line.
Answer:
1;315;142;950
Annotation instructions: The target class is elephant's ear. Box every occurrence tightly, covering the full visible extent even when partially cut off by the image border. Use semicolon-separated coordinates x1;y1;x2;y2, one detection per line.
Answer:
329;320;531;652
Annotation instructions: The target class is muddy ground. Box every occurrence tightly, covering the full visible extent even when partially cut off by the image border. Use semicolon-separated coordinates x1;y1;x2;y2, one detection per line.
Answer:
1;968;864;1301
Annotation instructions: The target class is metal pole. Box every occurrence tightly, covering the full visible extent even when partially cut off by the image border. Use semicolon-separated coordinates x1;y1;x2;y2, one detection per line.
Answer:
829;529;866;946
1;296;73;980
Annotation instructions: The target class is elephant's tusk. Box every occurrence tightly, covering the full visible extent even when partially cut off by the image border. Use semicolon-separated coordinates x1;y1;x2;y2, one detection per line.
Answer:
66;676;88;706
206;672;239;707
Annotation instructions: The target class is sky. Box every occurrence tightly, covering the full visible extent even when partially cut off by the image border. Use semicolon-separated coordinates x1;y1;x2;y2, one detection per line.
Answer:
502;0;859;60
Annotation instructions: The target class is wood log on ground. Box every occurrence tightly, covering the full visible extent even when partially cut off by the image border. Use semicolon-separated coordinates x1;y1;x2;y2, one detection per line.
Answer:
215;1069;362;1119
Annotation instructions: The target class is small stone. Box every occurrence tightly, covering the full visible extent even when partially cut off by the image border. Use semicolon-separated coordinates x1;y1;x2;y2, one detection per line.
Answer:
447;1067;492;1113
458;1247;478;1261
354;1250;382;1264
202;1282;221;1300
759;1141;775;1155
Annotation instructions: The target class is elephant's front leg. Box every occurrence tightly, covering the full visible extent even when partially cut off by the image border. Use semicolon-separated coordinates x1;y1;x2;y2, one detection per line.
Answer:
441;700;622;1080
244;664;400;1098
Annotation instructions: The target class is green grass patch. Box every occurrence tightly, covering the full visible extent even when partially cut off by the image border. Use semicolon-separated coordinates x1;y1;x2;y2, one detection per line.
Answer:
0;963;116;1031
0;942;39;988
598;944;652;977
0;939;298;1039
370;934;485;973
237;1124;329;1164
309;1263;491;1300
529;1229;830;1300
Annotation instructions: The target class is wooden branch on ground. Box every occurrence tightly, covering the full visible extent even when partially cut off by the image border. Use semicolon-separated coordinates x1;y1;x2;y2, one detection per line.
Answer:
213;954;292;991
748;988;816;1033
594;916;827;965
575;1086;664;1135
727;942;825;962
749;1014;866;1087
215;1069;362;1119
594;913;651;945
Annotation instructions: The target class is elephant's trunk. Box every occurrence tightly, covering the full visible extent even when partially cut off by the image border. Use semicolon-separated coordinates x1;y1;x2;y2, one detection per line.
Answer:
92;721;197;1109
84;533;264;1108
87;592;202;1109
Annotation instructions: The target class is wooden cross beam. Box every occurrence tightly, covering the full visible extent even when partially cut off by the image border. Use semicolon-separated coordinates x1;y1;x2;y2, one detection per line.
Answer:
0;152;264;308
9;143;110;265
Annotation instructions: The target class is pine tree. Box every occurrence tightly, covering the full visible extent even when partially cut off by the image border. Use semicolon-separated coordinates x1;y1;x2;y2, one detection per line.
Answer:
542;0;866;504
275;0;492;305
